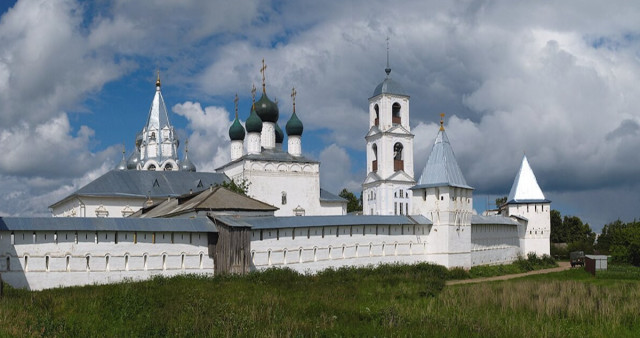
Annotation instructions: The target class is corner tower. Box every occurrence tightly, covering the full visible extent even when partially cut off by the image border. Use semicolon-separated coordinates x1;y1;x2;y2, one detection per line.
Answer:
362;49;415;215
502;155;551;256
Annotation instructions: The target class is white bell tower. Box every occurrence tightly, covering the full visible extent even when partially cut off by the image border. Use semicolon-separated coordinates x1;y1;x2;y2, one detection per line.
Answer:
362;44;415;215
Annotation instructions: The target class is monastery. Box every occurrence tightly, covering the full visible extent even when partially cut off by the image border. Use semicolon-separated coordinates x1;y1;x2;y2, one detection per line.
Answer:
0;61;551;290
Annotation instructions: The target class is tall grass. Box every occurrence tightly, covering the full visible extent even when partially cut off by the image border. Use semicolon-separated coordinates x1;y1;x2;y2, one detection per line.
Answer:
0;262;637;337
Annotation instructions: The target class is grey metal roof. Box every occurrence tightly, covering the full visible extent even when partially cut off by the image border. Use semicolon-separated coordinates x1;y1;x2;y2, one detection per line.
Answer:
136;187;278;218
50;170;229;207
471;214;520;226
415;129;473;190
216;148;317;170
215;214;432;229
507;155;548;204
0;217;217;232
371;75;407;98
319;189;347;203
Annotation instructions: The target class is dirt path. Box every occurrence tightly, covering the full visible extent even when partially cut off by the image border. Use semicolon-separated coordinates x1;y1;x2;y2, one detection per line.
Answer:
446;261;572;286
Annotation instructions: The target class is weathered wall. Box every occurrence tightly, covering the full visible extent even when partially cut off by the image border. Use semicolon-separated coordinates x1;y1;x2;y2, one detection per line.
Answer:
0;230;213;290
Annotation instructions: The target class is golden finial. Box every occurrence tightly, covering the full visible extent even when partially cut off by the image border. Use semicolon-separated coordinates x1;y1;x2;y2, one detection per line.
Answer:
234;93;239;119
439;113;445;131
156;70;161;87
291;87;297;113
251;83;257;104
260;59;267;94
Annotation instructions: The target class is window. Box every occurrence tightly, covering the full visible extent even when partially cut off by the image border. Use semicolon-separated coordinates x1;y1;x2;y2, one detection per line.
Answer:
164;163;173;171
148;164;156;171
392;102;401;124
143;254;148;270
66;256;70;272
85;256;90;271
162;254;167;270
374;104;379;126
281;192;287;205
125;255;129;271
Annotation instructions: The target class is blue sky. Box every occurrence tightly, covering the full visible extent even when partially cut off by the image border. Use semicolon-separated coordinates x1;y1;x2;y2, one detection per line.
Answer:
1;0;640;232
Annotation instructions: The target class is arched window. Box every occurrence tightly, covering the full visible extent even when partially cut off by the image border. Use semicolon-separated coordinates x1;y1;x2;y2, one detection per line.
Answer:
372;144;378;172
392;103;401;124
281;192;287;205
148;164;156;171
393;143;404;171
164;163;173;171
374;104;380;126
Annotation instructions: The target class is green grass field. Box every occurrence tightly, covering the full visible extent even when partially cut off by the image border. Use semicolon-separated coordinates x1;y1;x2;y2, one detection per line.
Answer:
0;261;638;337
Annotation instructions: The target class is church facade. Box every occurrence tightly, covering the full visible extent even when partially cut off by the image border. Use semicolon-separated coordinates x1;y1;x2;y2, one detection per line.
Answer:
1;60;551;290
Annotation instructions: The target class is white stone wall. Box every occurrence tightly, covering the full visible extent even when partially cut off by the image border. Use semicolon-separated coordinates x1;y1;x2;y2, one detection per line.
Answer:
470;224;521;266
51;196;146;218
506;202;551;256
0;230;213;290
250;224;436;272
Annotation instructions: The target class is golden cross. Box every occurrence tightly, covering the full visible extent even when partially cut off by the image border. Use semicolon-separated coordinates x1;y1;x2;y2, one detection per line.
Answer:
234;93;239;119
440;113;445;131
156;70;161;87
291;87;297;113
260;59;267;93
251;83;256;103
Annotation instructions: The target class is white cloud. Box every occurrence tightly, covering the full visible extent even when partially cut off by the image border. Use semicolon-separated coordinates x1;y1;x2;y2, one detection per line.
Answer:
172;101;231;172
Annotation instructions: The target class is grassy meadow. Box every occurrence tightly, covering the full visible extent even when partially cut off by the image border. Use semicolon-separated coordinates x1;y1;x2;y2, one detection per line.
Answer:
0;258;638;337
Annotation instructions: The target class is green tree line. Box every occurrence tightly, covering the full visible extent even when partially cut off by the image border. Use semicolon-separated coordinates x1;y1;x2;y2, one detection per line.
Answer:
595;220;640;266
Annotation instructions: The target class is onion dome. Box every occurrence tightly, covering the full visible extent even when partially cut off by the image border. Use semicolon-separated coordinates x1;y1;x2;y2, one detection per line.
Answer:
126;146;141;169
255;93;279;123
275;123;284;144
180;142;196;172
245;105;263;133
116;147;127;170
286;112;304;136
372;68;406;97
229;117;246;141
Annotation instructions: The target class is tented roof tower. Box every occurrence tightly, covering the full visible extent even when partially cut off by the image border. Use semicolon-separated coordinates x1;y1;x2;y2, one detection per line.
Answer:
415;117;472;190
507;155;547;203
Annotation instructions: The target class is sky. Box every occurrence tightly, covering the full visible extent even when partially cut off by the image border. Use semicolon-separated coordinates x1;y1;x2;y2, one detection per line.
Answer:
1;0;640;232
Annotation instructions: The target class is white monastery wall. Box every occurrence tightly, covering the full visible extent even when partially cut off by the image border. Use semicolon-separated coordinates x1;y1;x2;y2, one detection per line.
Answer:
0;230;213;290
506;202;551;256
470;224;521;266
52;196;145;218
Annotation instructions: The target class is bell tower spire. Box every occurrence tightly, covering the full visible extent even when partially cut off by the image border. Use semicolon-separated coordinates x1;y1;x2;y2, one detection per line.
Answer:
363;41;415;215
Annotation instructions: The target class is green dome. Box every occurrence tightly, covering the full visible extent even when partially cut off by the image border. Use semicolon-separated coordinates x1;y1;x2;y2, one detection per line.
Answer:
255;93;279;123
286;112;304;136
245;105;263;133
229;117;246;141
275;123;284;144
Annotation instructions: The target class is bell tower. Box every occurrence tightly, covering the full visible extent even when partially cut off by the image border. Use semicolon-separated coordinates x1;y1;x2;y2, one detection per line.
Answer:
362;41;415;215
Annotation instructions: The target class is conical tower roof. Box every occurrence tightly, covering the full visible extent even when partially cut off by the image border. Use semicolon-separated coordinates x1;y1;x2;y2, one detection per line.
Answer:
507;155;547;203
145;75;171;132
414;122;472;190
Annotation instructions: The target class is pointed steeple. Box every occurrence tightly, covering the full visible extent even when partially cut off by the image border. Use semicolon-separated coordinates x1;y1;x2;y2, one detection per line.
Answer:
507;155;546;203
116;144;127;170
415;117;472;189
145;71;172;132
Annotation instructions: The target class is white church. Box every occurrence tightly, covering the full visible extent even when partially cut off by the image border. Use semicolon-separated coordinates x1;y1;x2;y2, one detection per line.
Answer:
0;60;551;290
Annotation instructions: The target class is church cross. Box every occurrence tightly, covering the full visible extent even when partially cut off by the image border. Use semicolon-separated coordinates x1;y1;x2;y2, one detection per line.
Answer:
440;113;445;131
251;83;257;104
234;93;239;119
291;87;297;113
260;59;267;93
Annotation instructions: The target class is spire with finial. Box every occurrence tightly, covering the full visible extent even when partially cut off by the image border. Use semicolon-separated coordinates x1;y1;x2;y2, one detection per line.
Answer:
156;70;161;88
260;58;267;93
116;143;128;170
385;36;391;76
234;93;239;119
440;113;445;131
291;87;297;113
251;83;257;105
180;139;196;172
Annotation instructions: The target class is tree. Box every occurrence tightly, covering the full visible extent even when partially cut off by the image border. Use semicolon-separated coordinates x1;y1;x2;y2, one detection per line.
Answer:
596;219;640;266
550;209;563;243
218;179;250;196
495;196;507;208
339;188;362;213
